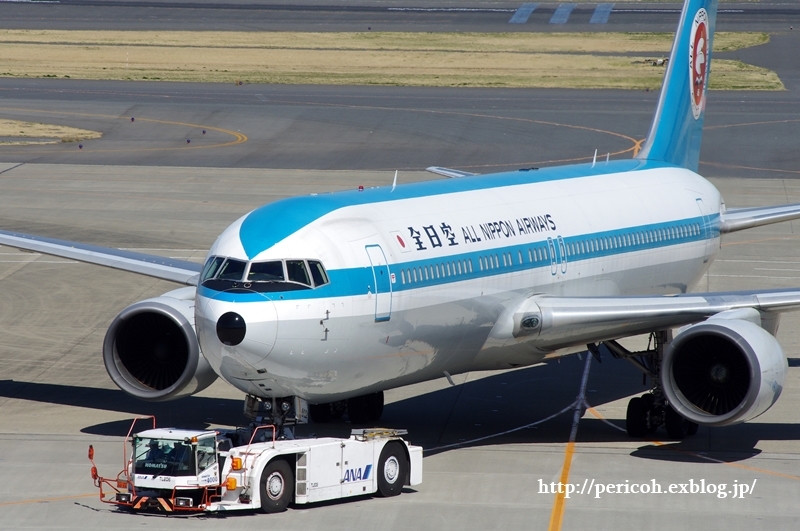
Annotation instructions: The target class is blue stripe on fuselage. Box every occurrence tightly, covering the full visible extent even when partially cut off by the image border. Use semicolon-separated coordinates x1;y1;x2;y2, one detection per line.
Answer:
238;159;663;260
203;214;717;303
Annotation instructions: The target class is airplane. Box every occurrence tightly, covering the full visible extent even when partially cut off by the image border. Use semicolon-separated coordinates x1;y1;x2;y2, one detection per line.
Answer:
2;0;799;440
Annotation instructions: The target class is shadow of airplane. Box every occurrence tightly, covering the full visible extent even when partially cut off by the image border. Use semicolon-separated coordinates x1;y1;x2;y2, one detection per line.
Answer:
1;353;798;464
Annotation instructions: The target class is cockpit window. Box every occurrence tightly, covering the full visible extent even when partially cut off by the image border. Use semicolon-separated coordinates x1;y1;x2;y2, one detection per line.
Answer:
248;261;285;282
308;260;329;287
217;259;247;281
201;258;330;292
286;260;311;286
201;256;225;282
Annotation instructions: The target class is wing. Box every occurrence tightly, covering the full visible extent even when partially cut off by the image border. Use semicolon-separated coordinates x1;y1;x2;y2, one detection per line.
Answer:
425;166;478;179
0;229;202;286
492;288;800;350
720;203;800;233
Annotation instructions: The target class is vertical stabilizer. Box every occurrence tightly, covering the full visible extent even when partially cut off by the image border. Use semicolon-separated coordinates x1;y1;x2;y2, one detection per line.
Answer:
636;0;718;171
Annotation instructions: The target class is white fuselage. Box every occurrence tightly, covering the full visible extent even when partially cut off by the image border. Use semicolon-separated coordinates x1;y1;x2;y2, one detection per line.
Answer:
193;162;722;402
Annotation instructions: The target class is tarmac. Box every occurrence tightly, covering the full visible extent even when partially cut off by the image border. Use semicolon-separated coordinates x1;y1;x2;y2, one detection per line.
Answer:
1;164;800;530
1;1;800;530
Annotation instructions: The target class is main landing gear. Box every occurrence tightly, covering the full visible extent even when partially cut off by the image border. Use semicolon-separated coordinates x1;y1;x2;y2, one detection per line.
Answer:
309;391;384;424
604;331;699;440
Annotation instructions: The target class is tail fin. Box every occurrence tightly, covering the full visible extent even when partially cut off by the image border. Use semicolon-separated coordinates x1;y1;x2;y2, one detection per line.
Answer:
636;0;718;171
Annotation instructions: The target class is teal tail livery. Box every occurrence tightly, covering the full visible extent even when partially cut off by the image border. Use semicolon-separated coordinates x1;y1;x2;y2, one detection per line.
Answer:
5;0;800;443
637;0;717;171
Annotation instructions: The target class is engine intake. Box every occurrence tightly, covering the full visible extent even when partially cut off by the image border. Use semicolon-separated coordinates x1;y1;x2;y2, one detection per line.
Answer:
662;317;786;427
103;287;217;401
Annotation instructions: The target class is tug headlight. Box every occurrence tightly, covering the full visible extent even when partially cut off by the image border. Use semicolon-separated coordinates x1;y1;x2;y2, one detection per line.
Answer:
175;497;193;507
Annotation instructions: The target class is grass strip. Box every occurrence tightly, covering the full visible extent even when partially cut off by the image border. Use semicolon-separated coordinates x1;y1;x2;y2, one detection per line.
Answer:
0;30;780;90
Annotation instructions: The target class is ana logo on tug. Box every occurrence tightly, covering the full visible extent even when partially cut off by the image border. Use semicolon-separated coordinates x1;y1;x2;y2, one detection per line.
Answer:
343;464;372;483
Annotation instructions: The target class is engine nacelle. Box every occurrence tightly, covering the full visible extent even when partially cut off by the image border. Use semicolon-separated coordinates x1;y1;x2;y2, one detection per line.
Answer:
662;316;786;427
103;287;217;401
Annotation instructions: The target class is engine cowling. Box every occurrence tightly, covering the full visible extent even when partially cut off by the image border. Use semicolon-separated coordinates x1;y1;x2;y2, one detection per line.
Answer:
103;287;217;401
662;316;786;427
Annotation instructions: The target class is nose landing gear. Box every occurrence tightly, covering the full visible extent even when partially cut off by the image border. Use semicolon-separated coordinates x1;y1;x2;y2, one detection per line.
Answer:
243;394;309;439
309;391;384;424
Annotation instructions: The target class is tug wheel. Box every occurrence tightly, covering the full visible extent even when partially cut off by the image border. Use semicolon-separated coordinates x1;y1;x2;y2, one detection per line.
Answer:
259;459;294;513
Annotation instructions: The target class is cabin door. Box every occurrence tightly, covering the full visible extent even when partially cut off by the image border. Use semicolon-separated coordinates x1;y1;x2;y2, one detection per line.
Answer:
365;244;392;322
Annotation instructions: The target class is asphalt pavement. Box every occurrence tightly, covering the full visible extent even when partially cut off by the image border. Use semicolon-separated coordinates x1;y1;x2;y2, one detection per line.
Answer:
1;1;800;530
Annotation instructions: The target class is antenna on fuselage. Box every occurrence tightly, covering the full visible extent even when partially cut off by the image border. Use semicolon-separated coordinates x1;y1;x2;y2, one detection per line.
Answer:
606;152;610;164
391;170;398;192
592;149;598;168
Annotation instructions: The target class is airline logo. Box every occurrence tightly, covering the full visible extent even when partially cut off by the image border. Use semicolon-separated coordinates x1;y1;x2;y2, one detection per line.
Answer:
343;464;372;483
689;8;709;120
400;215;557;253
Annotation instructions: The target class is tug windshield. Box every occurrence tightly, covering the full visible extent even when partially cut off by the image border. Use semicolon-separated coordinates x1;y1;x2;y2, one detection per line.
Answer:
133;437;196;477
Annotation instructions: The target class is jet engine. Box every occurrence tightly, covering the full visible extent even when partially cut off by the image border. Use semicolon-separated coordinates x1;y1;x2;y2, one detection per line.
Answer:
662;315;786;427
103;287;217;401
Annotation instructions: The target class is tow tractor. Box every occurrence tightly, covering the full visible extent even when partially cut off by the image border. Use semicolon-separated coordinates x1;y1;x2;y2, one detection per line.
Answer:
88;415;422;514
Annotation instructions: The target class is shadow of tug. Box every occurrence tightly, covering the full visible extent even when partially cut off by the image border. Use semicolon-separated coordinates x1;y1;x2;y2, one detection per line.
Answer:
2;355;799;464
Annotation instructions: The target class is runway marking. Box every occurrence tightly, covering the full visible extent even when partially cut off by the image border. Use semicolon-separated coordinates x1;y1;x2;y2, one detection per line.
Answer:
702;160;800;176
253;97;640;170
548;354;592;531
632;138;645;157
549;3;576;25
722;234;800;247
387;7;515;12
0;184;252;209
586;408;800;482
0;260;77;263
717;259;800;264
0;493;96;506
509;3;538;24
1;99;639;169
708;274;800;280
700;119;800;175
590;3;614;24
0;107;247;154
706;118;800;131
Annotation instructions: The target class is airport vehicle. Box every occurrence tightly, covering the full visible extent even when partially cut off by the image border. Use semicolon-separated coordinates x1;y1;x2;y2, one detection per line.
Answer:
2;0;800;440
88;417;422;513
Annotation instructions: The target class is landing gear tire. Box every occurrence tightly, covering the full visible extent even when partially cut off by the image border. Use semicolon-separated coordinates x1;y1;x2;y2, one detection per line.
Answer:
309;403;332;423
347;392;384;424
309;400;347;423
377;442;406;497
626;396;648;437
664;405;698;440
259;459;294;513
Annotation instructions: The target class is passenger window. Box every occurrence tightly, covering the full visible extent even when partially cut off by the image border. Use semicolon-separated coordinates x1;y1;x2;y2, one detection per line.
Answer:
217;259;247;281
286;260;311;286
248;261;285;282
308;260;329;287
201;256;225;282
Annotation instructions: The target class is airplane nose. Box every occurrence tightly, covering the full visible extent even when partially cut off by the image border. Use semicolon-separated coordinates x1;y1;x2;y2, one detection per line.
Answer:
216;312;246;346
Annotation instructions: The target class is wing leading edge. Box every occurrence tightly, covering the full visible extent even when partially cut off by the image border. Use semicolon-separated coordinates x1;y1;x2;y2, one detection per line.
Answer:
720;203;800;233
0;230;201;286
495;288;800;350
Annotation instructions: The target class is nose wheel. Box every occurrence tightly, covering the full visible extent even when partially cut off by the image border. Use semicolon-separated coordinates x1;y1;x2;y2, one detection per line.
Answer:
309;392;384;424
